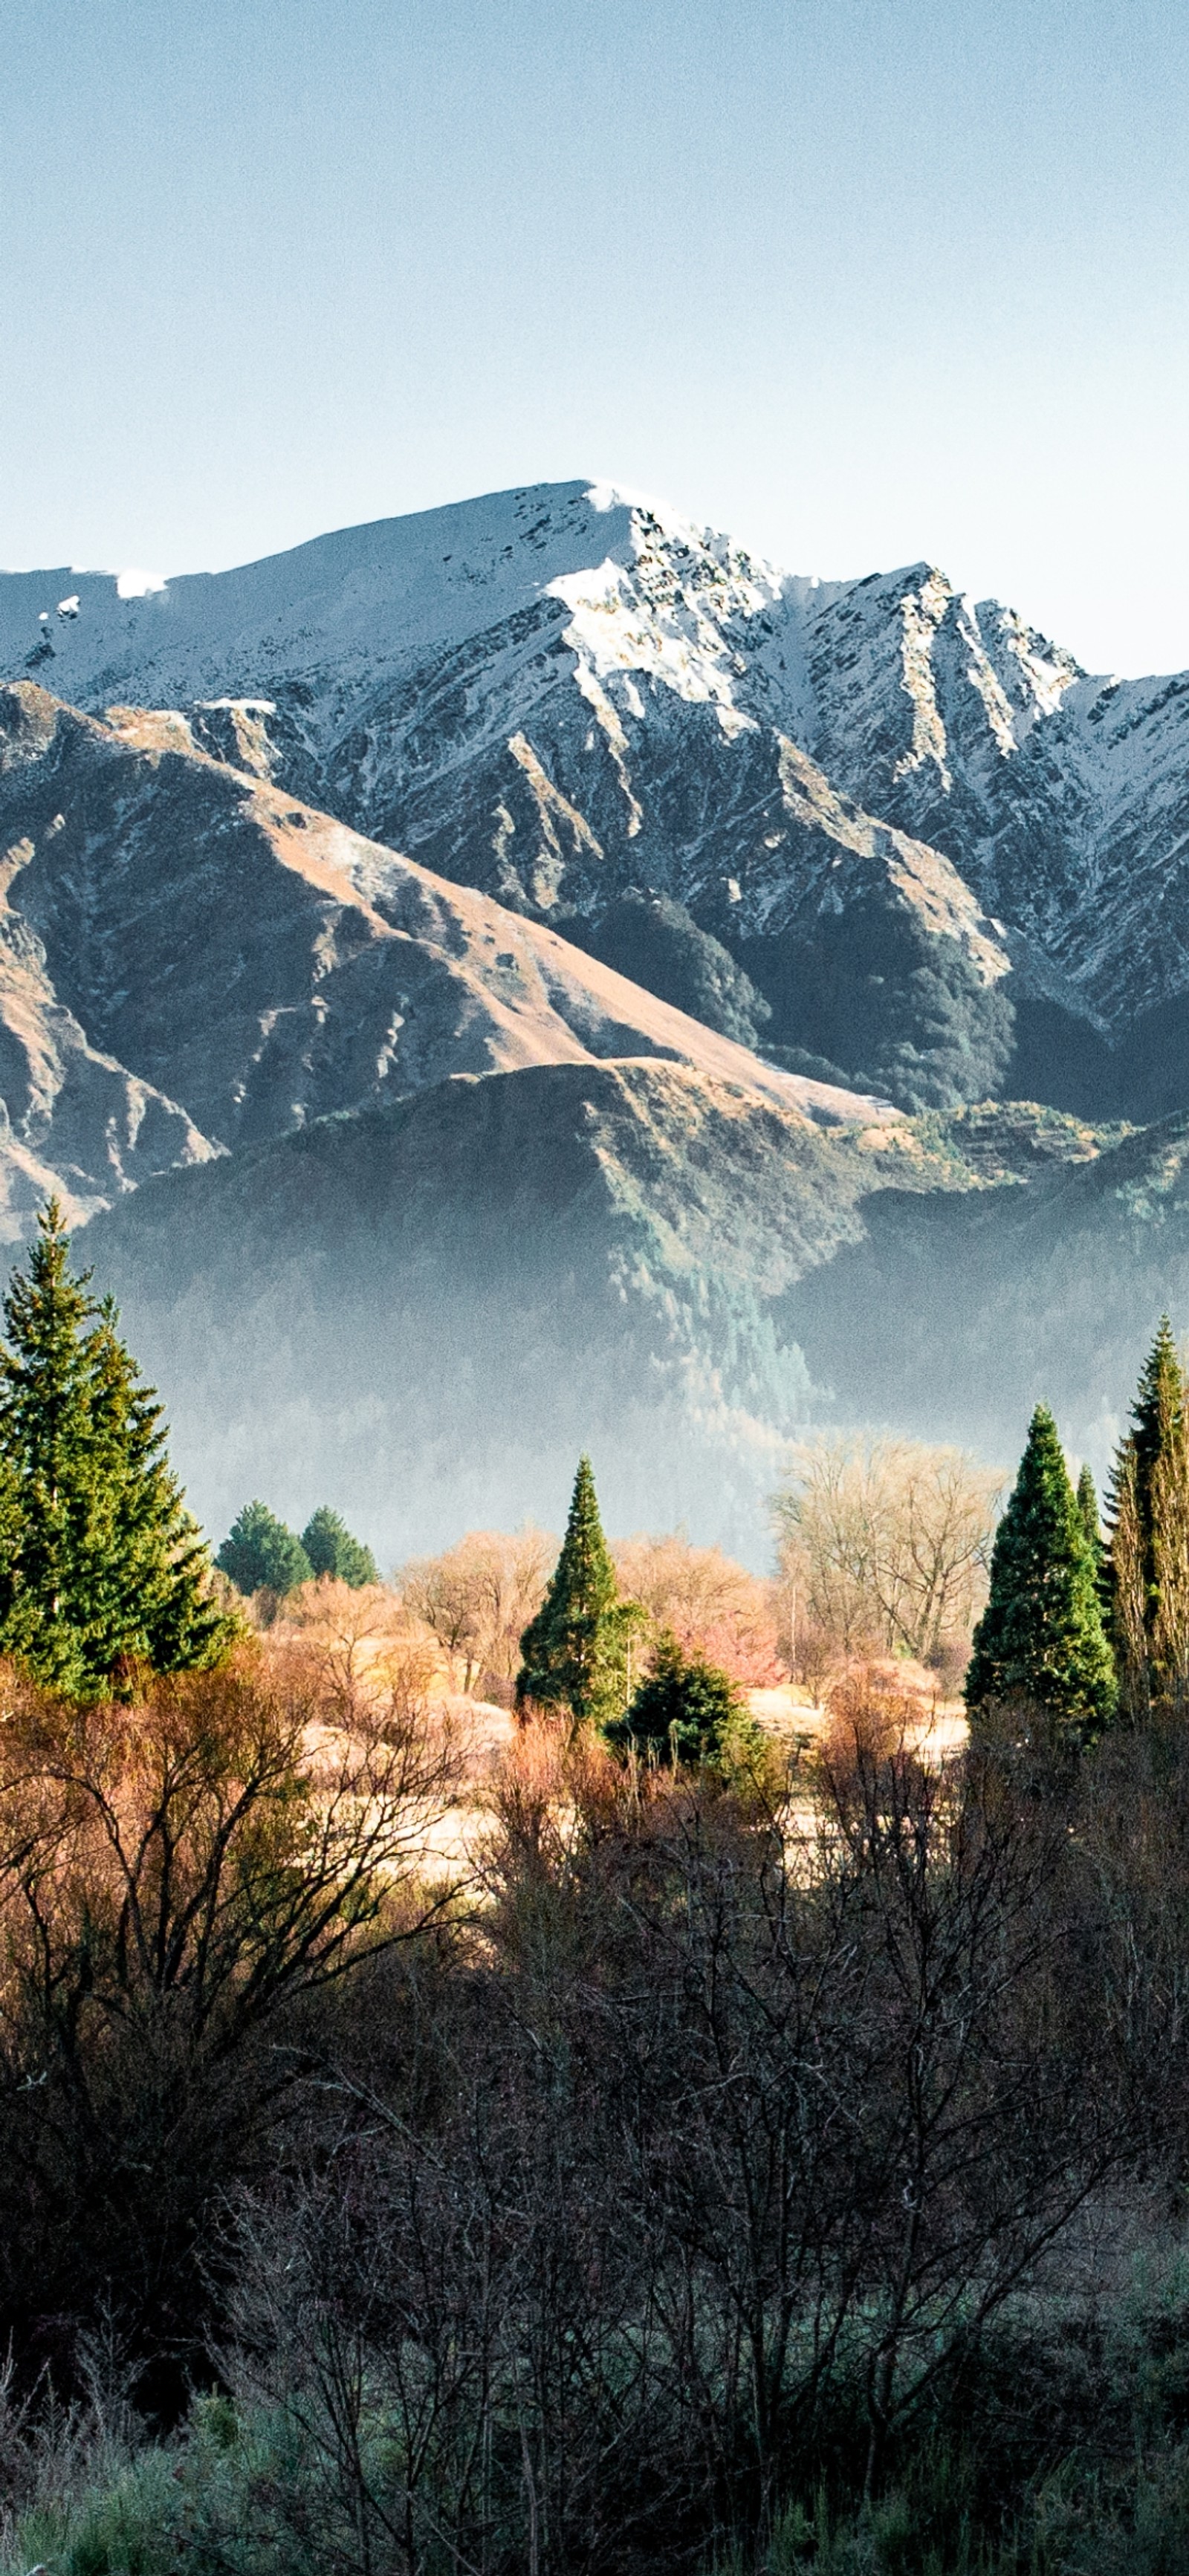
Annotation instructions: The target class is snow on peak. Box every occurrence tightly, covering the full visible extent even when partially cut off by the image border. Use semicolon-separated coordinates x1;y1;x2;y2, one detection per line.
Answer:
116;568;167;600
548;490;786;740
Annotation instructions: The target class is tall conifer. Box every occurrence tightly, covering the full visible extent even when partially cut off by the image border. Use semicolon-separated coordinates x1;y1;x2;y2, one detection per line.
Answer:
965;1404;1115;1739
1077;1464;1102;1566
0;1201;234;1694
1107;1318;1189;1722
516;1455;640;1726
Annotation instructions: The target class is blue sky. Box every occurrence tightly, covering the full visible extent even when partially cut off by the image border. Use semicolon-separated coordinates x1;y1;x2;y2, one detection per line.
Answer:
3;0;1188;672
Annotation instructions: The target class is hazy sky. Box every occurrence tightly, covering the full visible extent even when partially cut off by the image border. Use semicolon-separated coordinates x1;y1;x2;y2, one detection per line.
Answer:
4;0;1188;673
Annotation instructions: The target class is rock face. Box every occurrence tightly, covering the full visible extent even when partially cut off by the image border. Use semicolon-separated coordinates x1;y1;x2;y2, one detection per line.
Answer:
7;480;1189;1109
0;678;885;1227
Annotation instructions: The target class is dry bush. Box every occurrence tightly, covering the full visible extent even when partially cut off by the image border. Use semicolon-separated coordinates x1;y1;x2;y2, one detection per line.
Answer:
818;1664;926;1779
774;1434;1000;1667
398;1527;554;1698
221;1716;1162;2559
0;1644;464;2391
270;1575;439;1727
611;1531;785;1684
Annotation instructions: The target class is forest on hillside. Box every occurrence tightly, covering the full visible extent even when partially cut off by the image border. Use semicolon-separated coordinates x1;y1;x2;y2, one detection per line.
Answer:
2;1207;1189;2572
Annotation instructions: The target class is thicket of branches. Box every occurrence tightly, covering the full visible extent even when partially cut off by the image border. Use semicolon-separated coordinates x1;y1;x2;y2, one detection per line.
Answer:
773;1436;1001;1687
0;1659;1186;2573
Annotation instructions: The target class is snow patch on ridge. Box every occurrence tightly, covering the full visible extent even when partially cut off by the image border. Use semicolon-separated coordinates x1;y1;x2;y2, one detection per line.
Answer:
894;574;953;789
548;488;786;745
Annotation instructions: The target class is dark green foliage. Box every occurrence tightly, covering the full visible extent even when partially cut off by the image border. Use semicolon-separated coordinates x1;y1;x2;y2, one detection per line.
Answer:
965;1404;1115;1736
583;891;772;1048
300;1505;377;1587
759;1040;855;1088
0;1200;233;1695
1106;1316;1189;1721
742;894;1016;1110
1131;1316;1183;1502
606;1626;747;1766
1077;1462;1104;1566
1077;1461;1101;1550
217;1500;312;1597
516;1453;640;1725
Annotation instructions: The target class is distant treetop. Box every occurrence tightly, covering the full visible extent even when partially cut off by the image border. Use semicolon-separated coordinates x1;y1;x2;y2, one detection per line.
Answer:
301;1506;377;1589
217;1502;312;1600
217;1499;378;1598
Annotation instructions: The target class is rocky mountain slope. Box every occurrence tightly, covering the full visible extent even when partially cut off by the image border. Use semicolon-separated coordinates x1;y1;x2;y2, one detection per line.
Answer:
7;480;1189;1113
0;678;883;1229
4;482;1189;1558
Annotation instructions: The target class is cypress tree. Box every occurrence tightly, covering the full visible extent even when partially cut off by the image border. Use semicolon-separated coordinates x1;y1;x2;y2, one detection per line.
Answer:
0;1200;235;1695
1107;1318;1189;1721
516;1454;640;1727
300;1506;377;1588
965;1404;1115;1739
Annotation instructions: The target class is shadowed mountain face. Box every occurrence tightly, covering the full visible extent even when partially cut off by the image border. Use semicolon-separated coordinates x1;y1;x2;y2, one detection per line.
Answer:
83;1072;1184;1563
8;480;1189;1114
82;1058;964;1560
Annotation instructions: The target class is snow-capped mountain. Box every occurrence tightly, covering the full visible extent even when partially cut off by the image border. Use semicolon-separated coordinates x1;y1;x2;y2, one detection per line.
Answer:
7;479;1189;1113
7;480;1189;1547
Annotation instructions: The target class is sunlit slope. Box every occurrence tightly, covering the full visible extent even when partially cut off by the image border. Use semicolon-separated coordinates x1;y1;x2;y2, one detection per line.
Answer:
0;680;884;1227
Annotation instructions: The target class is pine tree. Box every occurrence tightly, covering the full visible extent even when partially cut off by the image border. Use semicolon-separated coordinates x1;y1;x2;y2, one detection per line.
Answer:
1106;1319;1189;1722
300;1506;377;1588
217;1501;312;1598
516;1455;640;1727
606;1627;747;1767
965;1404;1115;1739
0;1201;235;1695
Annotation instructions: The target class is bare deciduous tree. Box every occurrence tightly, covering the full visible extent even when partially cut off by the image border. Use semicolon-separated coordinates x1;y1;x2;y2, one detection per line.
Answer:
399;1528;554;1697
276;1576;438;1727
774;1435;1001;1668
0;1649;463;2374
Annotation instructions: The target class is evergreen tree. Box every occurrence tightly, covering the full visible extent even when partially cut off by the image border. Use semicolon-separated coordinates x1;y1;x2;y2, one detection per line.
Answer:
606;1627;748;1767
516;1455;640;1727
965;1404;1115;1739
300;1506;377;1588
1107;1318;1189;1722
217;1501;312;1599
1077;1464;1103;1566
0;1200;235;1695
